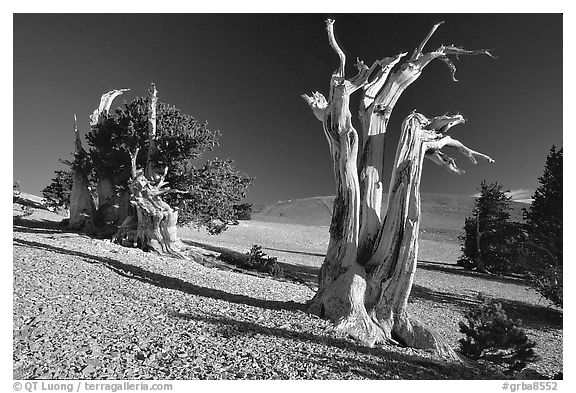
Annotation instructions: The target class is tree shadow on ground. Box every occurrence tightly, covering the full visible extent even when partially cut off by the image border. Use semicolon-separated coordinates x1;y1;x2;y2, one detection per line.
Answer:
169;309;502;379
418;260;527;285
497;298;562;330
13;218;68;235
262;247;325;258
13;196;49;210
410;285;562;330
182;239;319;290
181;239;248;265
13;238;305;313
411;284;479;309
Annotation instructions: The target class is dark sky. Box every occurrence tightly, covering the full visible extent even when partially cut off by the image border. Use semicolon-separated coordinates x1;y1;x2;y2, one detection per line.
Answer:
13;14;562;204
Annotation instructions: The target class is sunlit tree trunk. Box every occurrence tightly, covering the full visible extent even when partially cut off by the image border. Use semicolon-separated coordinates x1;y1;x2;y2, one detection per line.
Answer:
71;85;186;258
303;19;494;358
112;84;188;259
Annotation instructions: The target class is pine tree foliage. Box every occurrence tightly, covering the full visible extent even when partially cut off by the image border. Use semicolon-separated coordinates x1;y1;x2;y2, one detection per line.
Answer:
86;98;221;182
165;158;253;234
522;146;563;307
459;293;538;374
45;94;252;234
244;245;284;277
42;169;98;211
458;181;523;273
41;170;75;210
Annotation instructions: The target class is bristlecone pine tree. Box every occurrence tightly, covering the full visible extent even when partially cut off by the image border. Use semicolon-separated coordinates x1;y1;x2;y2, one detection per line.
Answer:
302;19;495;358
65;84;251;258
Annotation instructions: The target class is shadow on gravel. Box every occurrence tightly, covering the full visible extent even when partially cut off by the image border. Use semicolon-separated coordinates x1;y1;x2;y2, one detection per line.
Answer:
411;284;479;309
13;238;306;313
13;218;67;235
410;285;562;330
263;247;325;258
13;196;49;210
170;310;501;379
417;260;527;285
182;240;247;265
182;239;320;289
496;298;562;330
275;262;318;289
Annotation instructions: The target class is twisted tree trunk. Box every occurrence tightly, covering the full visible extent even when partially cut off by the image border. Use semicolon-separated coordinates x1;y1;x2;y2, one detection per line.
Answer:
302;20;386;344
112;84;188;259
69;85;187;258
364;113;493;357
303;19;494;358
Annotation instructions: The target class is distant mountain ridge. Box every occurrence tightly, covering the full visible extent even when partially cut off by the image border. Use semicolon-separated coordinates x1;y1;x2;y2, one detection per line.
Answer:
252;193;525;229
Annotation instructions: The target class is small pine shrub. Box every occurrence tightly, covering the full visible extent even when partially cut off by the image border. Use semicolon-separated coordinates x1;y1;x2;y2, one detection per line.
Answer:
245;245;284;277
20;205;34;218
245;244;267;269
459;293;538;374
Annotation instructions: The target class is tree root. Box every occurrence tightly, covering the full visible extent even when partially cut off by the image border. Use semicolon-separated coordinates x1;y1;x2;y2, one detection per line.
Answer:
112;215;189;260
307;266;393;347
391;312;459;361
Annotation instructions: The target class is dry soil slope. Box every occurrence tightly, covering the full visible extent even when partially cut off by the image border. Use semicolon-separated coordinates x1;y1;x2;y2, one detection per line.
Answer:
253;193;525;231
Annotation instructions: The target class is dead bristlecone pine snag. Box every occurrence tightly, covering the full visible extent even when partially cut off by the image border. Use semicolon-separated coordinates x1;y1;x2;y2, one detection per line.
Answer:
302;19;495;359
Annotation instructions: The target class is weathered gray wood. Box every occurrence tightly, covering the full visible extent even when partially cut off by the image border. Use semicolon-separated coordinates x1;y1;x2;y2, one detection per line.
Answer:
89;89;129;127
357;22;494;262
303;19;494;358
365;113;492;359
145;83;160;181
68;114;96;231
302;20;384;344
112;84;188;259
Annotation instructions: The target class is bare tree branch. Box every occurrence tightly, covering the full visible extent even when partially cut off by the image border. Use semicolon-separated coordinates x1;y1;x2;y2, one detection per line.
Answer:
90;88;130;127
410;21;444;62
128;148;140;179
362;53;407;109
73;114;84;154
326;19;345;78
425;150;465;175
302;91;328;121
426;135;494;164
425;114;466;133
146;83;159;180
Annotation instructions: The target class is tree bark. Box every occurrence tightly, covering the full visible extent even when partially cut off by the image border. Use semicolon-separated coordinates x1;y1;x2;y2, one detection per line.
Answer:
112;84;188;259
357;21;495;262
302;20;385;344
68;114;96;231
113;150;187;258
365;113;492;358
303;19;494;358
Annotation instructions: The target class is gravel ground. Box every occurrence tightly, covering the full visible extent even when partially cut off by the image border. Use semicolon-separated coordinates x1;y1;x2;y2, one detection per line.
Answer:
183;221;563;378
13;204;562;379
